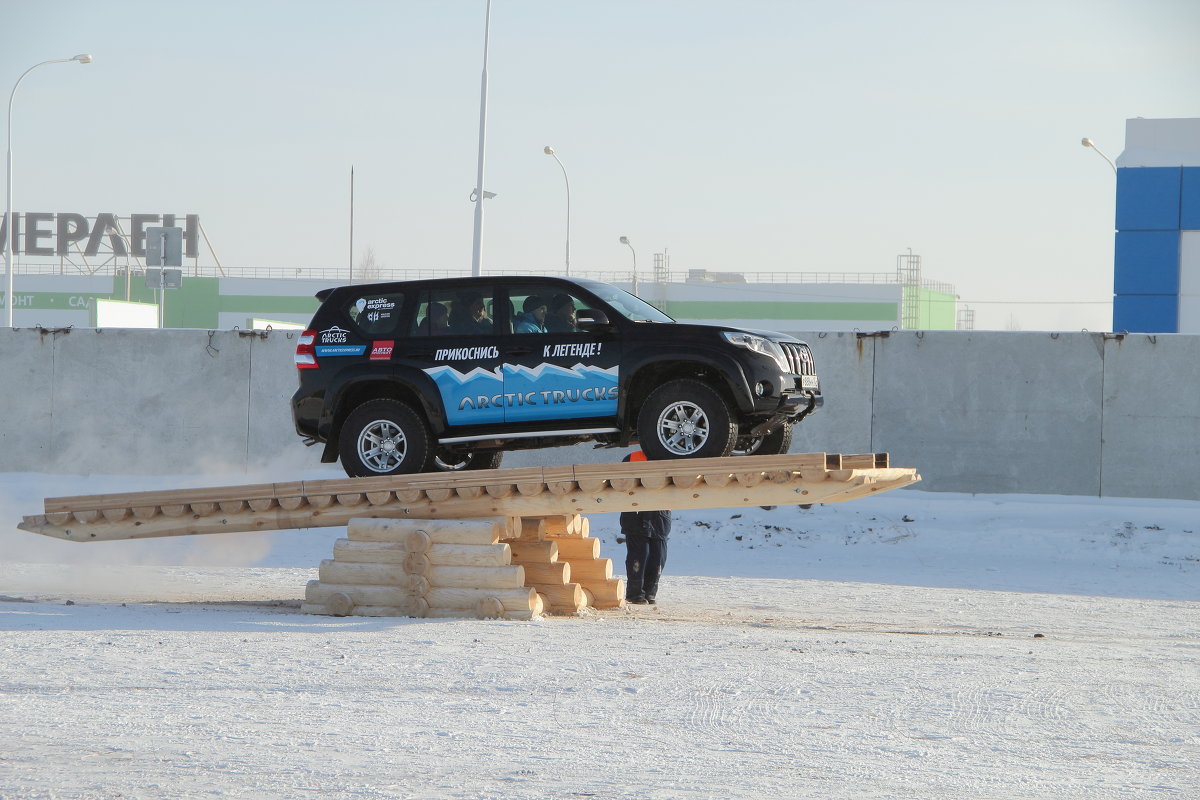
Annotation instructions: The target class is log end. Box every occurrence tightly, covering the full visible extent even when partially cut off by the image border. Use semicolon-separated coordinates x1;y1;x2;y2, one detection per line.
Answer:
325;592;355;617
477;596;505;619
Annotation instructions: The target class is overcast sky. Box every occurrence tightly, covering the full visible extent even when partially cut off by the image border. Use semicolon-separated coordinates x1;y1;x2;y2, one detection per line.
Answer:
4;0;1198;330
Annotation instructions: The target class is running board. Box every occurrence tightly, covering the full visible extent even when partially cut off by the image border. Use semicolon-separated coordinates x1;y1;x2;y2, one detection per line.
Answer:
438;427;620;445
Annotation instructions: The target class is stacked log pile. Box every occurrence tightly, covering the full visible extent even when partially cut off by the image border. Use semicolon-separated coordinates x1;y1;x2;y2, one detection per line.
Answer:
301;514;624;620
506;514;624;614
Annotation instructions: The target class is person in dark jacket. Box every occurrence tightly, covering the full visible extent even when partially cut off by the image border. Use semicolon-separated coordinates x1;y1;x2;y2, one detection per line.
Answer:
545;293;577;333
449;292;492;335
620;451;671;604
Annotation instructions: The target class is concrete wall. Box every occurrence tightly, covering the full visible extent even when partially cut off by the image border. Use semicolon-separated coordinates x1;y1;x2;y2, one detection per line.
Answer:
0;327;305;476
1;328;1196;500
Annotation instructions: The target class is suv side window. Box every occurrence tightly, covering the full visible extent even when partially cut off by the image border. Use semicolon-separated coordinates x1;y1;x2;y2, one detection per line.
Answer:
413;292;453;336
440;286;496;336
509;285;587;334
346;291;405;336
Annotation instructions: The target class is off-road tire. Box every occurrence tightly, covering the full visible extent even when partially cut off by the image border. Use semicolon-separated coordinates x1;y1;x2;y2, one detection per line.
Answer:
338;399;431;477
637;379;737;460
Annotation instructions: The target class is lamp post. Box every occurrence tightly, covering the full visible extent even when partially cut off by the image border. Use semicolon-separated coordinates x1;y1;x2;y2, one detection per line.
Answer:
1081;137;1117;174
543;145;570;276
620;235;638;296
465;0;489;278
5;53;92;327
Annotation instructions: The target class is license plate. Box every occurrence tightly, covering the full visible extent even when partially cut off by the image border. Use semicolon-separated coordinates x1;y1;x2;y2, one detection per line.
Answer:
800;375;819;390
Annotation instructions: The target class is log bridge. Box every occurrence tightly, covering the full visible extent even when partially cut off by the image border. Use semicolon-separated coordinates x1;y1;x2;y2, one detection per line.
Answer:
17;452;919;620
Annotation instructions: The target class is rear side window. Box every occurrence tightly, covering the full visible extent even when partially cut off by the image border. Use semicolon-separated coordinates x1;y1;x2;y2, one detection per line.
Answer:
411;286;498;336
345;292;405;336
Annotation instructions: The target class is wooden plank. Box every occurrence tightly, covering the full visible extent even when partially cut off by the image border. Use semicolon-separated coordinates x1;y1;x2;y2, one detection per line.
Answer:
41;454;838;513
19;455;917;542
840;454;878;469
20;468;920;541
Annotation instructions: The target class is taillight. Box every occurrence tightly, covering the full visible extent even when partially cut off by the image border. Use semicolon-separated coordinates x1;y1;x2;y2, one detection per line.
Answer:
295;329;318;369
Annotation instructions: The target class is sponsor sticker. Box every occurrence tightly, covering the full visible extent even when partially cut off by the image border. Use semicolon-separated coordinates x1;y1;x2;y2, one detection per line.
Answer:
370;341;395;361
358;297;397;325
320;325;350;344
315;344;367;357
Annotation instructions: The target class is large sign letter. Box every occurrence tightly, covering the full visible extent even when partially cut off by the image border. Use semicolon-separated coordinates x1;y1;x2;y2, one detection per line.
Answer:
56;213;89;255
25;213;54;256
130;214;160;257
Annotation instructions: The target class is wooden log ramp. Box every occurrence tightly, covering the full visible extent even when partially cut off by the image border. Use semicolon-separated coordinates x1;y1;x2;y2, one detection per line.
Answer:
300;515;622;620
16;453;919;543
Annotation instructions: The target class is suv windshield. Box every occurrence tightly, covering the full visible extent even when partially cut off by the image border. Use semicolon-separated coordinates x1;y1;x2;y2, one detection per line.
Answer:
576;280;675;323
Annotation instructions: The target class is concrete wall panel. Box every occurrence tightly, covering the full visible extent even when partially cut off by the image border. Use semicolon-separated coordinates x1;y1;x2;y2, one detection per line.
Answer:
789;332;874;456
246;331;315;471
47;329;253;475
1101;333;1200;499
0;329;58;471
869;332;1104;496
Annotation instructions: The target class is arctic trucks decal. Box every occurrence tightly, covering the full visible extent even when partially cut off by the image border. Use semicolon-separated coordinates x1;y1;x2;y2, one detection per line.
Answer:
425;362;618;425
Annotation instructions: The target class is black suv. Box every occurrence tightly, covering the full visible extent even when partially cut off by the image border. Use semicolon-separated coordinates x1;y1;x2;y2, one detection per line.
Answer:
291;276;822;476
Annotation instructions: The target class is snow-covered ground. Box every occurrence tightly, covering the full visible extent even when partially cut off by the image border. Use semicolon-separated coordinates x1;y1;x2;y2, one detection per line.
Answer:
2;468;1198;799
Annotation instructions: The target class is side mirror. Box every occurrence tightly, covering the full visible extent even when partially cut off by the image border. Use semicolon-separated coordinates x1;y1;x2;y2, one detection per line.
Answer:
575;308;611;331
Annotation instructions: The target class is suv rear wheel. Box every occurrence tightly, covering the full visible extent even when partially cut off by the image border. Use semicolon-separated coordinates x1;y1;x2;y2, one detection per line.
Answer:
638;379;737;460
339;399;431;477
432;449;504;471
734;423;793;456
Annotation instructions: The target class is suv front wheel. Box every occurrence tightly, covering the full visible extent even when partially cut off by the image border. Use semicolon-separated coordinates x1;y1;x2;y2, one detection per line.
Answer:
637;379;737;460
338;399;431;477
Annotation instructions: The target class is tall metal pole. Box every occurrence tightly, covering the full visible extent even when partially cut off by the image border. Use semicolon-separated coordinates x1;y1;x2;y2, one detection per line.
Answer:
5;55;92;327
349;164;355;284
621;235;636;294
470;0;493;278
544;146;570;276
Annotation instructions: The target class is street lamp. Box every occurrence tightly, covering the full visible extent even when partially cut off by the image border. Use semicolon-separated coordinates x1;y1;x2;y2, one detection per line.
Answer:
1081;137;1117;174
5;53;93;327
470;0;493;278
543;145;570;276
620;235;637;295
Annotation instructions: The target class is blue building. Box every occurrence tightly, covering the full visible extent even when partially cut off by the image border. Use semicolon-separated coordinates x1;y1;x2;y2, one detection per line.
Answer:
1113;118;1200;333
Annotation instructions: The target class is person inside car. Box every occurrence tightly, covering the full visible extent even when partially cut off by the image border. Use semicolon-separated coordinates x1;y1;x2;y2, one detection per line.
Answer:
514;295;549;334
419;301;450;335
545;293;577;333
449;292;492;335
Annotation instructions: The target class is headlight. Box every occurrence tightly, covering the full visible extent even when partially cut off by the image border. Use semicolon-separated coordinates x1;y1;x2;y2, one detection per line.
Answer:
721;331;789;372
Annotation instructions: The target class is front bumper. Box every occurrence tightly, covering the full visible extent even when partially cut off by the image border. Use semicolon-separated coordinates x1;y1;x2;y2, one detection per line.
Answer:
749;389;822;436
